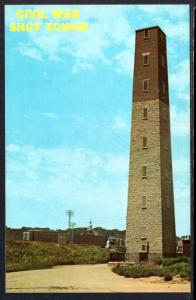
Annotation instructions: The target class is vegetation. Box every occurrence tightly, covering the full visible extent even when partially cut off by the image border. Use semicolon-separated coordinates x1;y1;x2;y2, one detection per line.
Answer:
153;256;190;266
112;256;191;281
6;226;126;239
93;227;125;239
6;240;110;272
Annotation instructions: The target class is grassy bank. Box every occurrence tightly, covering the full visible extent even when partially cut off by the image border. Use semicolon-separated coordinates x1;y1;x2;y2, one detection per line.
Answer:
112;257;191;281
6;240;110;272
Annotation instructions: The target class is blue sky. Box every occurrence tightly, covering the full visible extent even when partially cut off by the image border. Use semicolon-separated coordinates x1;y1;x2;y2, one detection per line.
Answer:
5;5;190;236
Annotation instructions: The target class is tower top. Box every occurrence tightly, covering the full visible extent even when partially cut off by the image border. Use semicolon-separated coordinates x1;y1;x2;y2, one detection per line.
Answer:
136;26;166;36
132;25;169;105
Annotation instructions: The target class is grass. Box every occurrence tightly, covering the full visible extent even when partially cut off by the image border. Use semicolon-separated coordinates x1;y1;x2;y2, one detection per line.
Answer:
6;240;110;272
112;256;191;281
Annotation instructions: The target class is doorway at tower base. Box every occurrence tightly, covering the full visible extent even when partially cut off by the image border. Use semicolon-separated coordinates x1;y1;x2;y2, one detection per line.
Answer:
125;252;177;263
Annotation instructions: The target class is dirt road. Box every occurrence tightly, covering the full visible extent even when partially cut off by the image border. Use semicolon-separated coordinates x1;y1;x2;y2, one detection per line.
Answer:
6;264;190;293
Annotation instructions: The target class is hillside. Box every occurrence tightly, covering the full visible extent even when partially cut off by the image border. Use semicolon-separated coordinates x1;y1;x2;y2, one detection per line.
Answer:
6;240;110;272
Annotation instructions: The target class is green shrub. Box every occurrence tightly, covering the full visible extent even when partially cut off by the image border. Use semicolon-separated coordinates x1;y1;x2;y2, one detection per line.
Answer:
180;271;188;279
168;262;190;274
152;256;190;267
112;265;161;278
153;256;163;265
6;240;110;272
162;256;190;266
112;258;191;280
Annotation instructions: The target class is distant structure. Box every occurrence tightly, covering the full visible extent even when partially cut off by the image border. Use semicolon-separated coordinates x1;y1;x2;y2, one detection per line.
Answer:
182;236;191;257
87;219;93;232
66;210;74;229
6;227;125;258
126;26;176;262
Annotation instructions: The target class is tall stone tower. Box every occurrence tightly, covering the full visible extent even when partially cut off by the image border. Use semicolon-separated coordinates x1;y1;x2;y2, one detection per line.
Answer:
126;26;176;262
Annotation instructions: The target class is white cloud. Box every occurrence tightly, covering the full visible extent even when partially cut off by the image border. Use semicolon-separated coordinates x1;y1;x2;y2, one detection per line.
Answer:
6;143;190;233
6;144;20;153
42;112;58;119
112;116;129;130
178;92;190;103
173;156;190;177
137;5;188;18
18;43;42;60
113;49;134;75
104;154;128;175
72;60;94;74
174;181;190;235
170;60;190;97
6;5;135;73
6;5;189;75
170;104;190;137
152;17;189;42
165;21;189;42
6;144;129;228
174;183;190;202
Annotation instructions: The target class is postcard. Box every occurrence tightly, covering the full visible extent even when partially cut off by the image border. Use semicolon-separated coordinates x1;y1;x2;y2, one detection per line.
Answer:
2;1;192;297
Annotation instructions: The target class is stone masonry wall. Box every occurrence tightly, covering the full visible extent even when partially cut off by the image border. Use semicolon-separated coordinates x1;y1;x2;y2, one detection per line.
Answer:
126;99;163;261
159;101;176;256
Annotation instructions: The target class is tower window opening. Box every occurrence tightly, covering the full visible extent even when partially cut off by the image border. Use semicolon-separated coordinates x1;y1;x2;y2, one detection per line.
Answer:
143;108;148;119
143;79;149;92
142;166;147;178
143;137;148;149
144;29;149;39
140;225;147;239
143;54;149;65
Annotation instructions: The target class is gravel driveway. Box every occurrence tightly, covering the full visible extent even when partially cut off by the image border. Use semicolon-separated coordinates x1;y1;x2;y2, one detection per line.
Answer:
6;264;190;293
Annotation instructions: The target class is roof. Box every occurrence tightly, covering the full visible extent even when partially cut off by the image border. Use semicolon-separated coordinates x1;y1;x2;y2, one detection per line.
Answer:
136;26;166;36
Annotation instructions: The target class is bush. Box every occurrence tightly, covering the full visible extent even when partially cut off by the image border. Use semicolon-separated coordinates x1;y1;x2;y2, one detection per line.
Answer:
164;274;173;281
112;265;161;278
162;256;190;266
6;240;110;272
152;256;190;267
168;262;190;274
153;256;163;265
112;258;191;280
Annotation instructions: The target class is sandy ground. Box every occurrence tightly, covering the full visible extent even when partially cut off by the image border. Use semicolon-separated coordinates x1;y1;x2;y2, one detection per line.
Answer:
6;264;191;293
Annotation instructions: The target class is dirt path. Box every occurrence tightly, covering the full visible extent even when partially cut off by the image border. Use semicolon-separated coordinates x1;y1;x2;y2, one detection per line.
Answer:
6;264;190;293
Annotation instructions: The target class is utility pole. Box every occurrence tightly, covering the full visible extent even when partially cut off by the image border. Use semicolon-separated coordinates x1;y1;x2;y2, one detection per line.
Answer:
65;210;75;243
71;222;76;243
65;210;74;229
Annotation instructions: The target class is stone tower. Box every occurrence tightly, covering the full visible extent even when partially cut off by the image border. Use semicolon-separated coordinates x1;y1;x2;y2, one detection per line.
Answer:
126;26;176;262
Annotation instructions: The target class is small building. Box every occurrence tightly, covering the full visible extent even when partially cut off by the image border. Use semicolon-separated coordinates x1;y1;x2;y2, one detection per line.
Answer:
107;236;125;249
182;236;191;257
24;230;58;242
176;239;183;254
58;233;68;244
6;228;23;240
69;233;108;247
